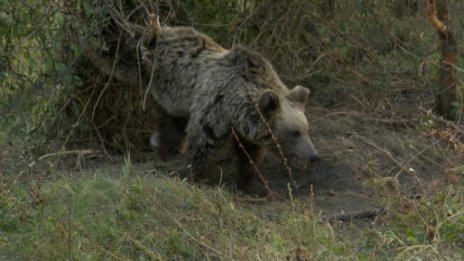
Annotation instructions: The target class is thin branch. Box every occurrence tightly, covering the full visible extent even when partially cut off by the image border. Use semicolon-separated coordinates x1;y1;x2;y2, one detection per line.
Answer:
242;82;298;192
91;32;123;121
76;37;139;87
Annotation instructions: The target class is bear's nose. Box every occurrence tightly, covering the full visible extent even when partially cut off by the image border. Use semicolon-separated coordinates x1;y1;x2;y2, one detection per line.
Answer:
309;154;320;162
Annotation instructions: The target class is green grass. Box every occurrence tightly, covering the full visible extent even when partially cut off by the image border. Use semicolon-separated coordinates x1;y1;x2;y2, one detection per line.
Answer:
1;157;463;260
0;154;324;260
0;169;332;259
1;132;464;260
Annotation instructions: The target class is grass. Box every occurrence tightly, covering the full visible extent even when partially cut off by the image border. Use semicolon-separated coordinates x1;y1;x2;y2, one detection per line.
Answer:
1;136;463;260
0;164;331;260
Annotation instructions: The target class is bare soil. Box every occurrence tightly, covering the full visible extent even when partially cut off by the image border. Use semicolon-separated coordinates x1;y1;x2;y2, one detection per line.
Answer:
258;89;460;216
54;88;462;218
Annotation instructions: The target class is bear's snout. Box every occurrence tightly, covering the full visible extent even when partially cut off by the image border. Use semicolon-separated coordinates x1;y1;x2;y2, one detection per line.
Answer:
290;156;309;170
289;152;319;170
309;154;320;162
287;136;319;169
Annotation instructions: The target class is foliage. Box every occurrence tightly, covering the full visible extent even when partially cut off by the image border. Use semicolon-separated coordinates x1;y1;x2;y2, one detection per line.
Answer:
1;0;464;152
0;0;80;155
1;1;464;260
0;160;327;259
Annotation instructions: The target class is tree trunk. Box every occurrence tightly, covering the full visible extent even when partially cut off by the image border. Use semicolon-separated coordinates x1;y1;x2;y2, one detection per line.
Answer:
426;0;458;119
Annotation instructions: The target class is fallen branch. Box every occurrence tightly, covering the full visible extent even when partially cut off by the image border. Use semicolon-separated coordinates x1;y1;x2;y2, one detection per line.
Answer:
38;149;102;160
321;207;388;222
233;196;268;204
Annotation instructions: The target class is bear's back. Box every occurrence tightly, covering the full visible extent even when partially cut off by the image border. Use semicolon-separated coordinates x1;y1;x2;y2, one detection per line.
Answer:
154;27;226;68
146;27;228;116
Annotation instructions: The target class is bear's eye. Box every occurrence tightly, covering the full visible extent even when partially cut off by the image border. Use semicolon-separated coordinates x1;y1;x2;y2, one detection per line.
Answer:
291;130;301;137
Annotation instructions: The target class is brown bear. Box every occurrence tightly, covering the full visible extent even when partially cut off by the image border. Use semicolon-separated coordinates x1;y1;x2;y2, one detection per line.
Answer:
140;21;319;193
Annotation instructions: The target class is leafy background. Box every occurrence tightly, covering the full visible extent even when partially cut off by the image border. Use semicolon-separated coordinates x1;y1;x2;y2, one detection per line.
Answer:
1;0;464;260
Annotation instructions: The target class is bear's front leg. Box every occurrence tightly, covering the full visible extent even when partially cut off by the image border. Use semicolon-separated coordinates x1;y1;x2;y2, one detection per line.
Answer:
234;138;268;196
183;111;230;181
184;126;221;178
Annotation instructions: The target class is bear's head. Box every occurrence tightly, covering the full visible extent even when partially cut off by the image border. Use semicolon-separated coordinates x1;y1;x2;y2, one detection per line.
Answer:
257;85;319;169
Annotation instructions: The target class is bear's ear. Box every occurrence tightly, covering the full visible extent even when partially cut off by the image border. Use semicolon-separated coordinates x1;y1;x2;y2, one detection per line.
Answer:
258;90;281;116
226;46;264;71
286;85;310;106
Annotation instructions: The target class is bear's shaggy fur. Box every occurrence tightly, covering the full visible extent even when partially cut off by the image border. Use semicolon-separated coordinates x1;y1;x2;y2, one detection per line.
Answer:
140;24;319;193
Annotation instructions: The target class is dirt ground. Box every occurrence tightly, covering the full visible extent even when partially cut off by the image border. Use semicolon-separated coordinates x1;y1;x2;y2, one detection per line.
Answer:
55;88;462;219
260;88;461;216
202;88;457;215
